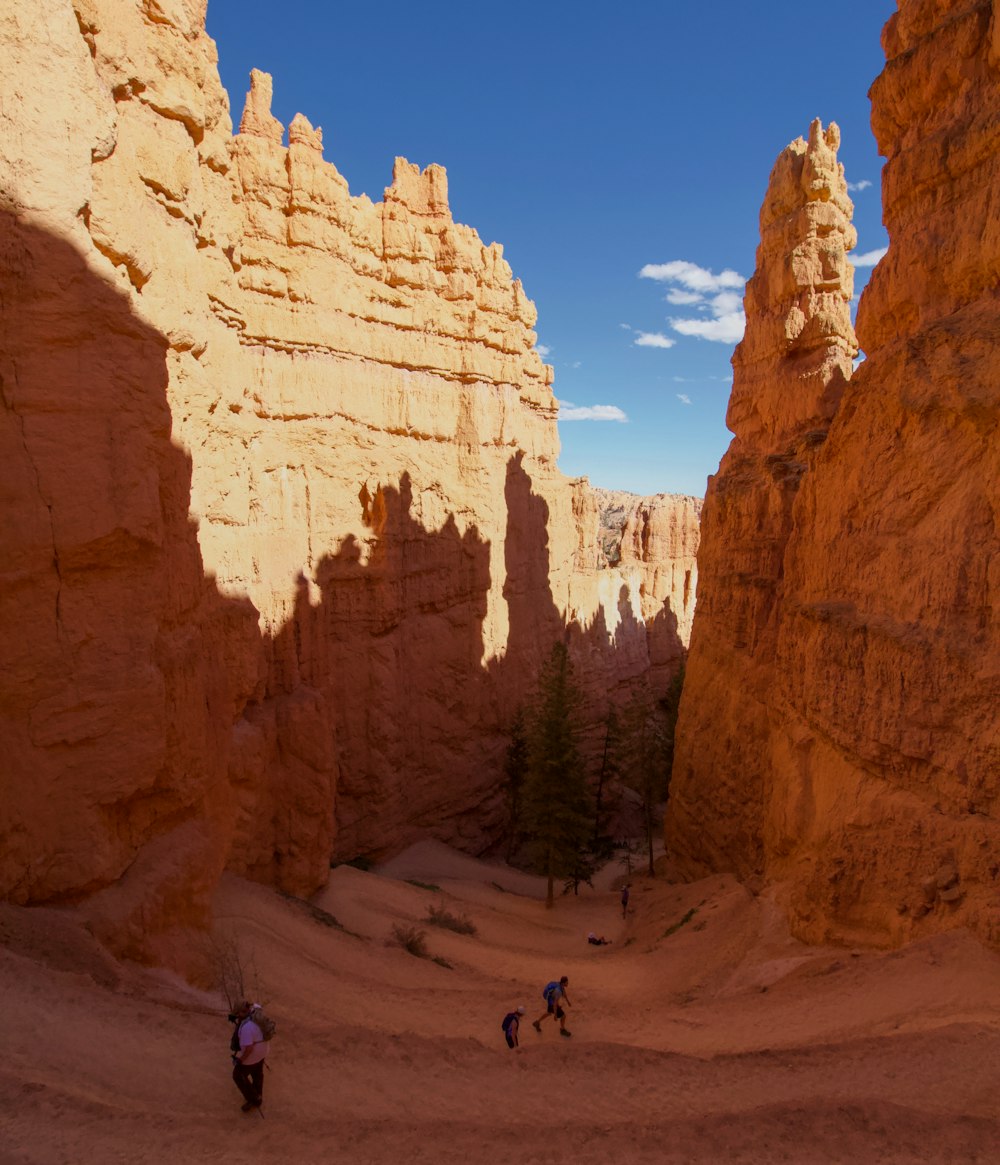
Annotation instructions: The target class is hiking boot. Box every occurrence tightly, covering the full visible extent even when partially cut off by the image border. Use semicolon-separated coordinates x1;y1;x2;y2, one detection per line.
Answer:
532;1020;542;1032
559;1028;572;1038
241;1101;261;1112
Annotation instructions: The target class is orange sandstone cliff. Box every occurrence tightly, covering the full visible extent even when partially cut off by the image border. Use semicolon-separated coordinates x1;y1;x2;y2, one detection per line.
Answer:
668;0;1000;948
0;0;698;967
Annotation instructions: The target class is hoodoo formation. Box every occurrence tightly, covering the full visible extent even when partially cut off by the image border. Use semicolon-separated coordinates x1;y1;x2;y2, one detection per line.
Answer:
0;0;697;968
668;0;1000;949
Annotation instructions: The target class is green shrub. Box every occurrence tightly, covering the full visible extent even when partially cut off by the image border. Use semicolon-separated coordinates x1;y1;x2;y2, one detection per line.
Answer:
406;879;441;892
662;907;697;939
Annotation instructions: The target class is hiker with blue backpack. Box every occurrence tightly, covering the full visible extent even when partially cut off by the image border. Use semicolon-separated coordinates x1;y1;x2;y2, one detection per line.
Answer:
501;1006;526;1048
532;976;571;1038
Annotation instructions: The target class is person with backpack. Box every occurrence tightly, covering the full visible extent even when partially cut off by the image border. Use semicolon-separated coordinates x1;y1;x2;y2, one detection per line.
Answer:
501;1006;526;1048
532;976;571;1038
230;1000;271;1112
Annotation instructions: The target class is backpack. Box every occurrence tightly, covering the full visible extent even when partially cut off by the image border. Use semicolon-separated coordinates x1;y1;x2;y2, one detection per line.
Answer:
253;1008;277;1041
501;1011;519;1033
242;1007;277;1042
542;981;559;1002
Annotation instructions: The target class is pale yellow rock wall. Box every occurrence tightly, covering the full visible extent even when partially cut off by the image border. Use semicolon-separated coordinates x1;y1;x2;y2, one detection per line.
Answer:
0;0;700;964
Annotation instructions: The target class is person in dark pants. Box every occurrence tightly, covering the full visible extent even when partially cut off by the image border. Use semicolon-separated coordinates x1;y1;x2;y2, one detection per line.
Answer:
620;884;631;919
501;1006;526;1048
230;1001;268;1112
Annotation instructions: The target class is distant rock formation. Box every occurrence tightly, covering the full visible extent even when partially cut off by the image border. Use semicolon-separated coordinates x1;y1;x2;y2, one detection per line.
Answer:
0;0;698;969
668;0;1000;949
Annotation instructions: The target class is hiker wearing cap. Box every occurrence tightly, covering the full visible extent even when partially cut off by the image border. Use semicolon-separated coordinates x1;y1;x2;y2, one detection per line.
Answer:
230;1001;268;1112
532;976;571;1038
501;1006;526;1048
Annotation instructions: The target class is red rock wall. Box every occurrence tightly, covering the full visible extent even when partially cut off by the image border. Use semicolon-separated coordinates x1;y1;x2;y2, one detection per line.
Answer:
668;0;1000;947
0;0;700;964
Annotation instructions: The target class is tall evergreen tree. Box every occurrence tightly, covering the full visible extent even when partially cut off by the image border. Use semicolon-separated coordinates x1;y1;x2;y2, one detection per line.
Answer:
521;641;592;908
503;708;529;861
621;687;669;878
592;707;622;858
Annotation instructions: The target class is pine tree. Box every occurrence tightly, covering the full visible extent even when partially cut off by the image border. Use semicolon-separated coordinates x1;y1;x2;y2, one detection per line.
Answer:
592;708;622;859
521;641;593;908
503;708;529;861
621;686;669;878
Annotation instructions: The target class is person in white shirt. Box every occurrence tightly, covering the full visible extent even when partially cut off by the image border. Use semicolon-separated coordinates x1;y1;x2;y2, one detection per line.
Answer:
230;1001;268;1112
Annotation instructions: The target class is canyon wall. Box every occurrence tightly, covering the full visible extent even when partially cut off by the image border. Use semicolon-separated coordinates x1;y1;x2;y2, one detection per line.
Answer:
0;0;698;966
668;0;1000;948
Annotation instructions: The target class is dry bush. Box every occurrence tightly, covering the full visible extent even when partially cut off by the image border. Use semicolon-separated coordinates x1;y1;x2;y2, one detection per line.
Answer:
391;924;428;958
426;904;477;936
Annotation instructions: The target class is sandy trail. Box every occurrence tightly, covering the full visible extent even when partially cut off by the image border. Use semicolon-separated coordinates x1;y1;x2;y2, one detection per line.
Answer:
3;840;1000;1164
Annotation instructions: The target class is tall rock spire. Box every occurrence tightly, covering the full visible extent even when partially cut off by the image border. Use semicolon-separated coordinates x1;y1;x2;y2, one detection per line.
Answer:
666;120;858;881
669;0;1000;951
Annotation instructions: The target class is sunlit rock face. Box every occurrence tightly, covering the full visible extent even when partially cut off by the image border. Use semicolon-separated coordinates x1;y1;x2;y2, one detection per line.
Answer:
669;0;1000;948
0;0;698;966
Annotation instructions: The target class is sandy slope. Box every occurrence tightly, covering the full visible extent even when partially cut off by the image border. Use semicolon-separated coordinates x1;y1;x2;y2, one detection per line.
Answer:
3;841;1000;1164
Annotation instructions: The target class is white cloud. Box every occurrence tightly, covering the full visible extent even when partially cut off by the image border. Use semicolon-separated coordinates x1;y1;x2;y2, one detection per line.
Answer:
847;179;872;192
665;288;703;306
676;393;692;405
537;343;551;358
571;361;582;369
670;311;746;344
637;258;748;346
559;404;629;422
619;322;633;330
640;260;746;292
853;247;888;267
710;290;743;315
633;331;675;349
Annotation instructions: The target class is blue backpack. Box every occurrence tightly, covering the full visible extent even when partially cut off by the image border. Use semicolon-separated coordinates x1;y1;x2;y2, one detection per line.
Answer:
501;1011;519;1033
542;980;559;1002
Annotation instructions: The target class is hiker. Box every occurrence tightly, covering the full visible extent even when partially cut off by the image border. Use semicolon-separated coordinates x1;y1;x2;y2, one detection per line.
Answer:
230;1001;268;1112
620;884;630;919
533;976;571;1038
501;1005;526;1048
587;932;611;946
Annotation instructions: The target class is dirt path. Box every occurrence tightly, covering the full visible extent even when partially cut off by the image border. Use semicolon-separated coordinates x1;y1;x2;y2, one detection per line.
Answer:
3;841;1000;1163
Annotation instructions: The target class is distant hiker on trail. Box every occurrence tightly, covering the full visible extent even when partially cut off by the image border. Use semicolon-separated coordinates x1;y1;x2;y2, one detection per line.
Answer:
587;932;611;946
620;884;630;919
533;976;571;1038
501;1006;526;1048
230;1001;269;1113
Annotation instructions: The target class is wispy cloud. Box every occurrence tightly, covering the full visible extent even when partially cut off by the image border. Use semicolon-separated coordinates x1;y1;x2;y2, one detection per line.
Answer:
558;403;629;422
634;331;675;349
676;393;692;405
665;288;703;306
537;343;552;359
640;258;748;346
847;179;872;192
640;260;745;292
853;247;888;267
671;313;746;343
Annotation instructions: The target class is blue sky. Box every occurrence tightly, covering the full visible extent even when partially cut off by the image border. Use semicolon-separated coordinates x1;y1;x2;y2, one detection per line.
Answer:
206;1;897;498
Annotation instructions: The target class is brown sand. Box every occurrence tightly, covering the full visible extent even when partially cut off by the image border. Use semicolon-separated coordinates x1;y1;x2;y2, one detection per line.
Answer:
3;840;1000;1163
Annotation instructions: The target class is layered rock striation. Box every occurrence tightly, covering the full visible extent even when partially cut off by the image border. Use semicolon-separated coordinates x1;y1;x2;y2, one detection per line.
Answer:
669;0;1000;948
0;0;699;966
